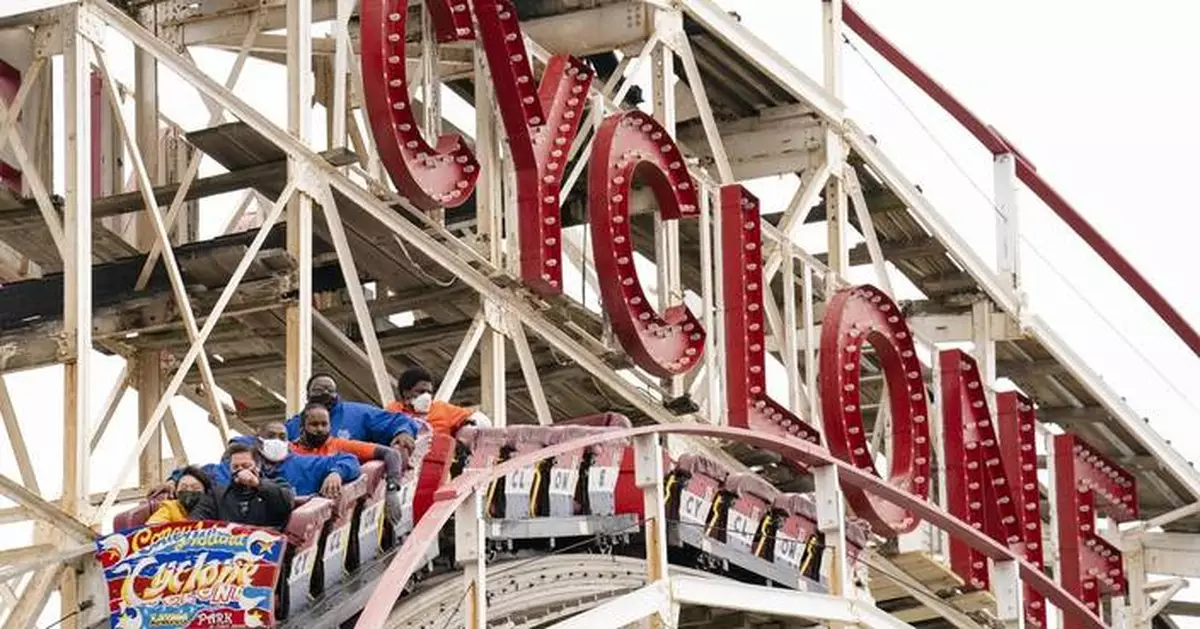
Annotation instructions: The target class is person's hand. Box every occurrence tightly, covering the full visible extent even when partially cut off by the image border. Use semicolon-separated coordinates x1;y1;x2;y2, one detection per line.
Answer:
320;472;343;499
147;482;175;499
385;485;404;524
391;433;415;455
235;468;260;488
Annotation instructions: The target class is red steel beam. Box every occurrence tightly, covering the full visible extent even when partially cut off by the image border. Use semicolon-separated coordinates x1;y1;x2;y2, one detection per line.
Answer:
354;425;1106;629
842;3;1200;359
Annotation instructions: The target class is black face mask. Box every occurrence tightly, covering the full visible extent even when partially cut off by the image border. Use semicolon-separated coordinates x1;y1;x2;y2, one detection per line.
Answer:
177;490;203;511
309;393;337;409
302;431;329;448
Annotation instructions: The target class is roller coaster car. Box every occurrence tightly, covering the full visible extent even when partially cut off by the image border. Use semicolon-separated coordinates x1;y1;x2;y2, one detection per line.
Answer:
454;417;639;544
660;452;873;594
112;491;336;620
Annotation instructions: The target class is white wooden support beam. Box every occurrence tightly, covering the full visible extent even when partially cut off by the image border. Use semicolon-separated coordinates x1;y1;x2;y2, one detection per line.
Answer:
0;374;38;492
803;264;820;425
813;464;852;598
285;0;315;415
318;184;394;405
61;26;93;618
1142;578;1187;624
990;559;1024;629
4;565;64;629
844;165;893;294
653;9;684;401
677;0;843;122
972;299;997;410
1146;501;1200;531
634;433;672;628
762;162;833;294
330;0;352;151
995;152;1020;292
545;581;670;629
1140;532;1200;578
672;575;914;629
673;34;733;184
783;249;803;412
436;310;488;403
88;363;129;452
0;543;93;583
92;44;233;445
1117;542;1149;629
508;313;554;426
697;182;722;421
455;490;487;629
473;43;506;427
0;474;93;542
132;34;167;480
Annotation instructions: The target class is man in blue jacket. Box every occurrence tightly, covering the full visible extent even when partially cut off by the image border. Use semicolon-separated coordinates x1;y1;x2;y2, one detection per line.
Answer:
256;421;361;498
285;373;424;453
164;422;361;499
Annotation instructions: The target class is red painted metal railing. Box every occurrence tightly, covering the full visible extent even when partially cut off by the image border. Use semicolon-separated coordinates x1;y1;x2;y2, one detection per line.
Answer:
842;3;1200;360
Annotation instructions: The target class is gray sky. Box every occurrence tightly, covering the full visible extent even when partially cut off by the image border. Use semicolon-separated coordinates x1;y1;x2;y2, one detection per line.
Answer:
4;0;1200;625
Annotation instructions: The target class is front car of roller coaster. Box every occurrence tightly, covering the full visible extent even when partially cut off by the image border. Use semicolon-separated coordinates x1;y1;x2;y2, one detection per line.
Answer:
0;1;1197;629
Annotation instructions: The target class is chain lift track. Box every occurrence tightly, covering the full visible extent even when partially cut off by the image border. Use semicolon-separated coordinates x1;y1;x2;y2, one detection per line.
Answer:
0;1;1198;629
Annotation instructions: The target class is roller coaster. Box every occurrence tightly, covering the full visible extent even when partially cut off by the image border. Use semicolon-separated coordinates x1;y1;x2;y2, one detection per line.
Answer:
1;1;1198;629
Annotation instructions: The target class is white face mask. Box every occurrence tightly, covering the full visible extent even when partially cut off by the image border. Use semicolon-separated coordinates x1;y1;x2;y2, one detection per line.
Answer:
411;392;433;414
261;438;290;463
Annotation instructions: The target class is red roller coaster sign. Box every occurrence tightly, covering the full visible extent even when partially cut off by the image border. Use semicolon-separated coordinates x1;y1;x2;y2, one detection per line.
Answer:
358;3;1137;627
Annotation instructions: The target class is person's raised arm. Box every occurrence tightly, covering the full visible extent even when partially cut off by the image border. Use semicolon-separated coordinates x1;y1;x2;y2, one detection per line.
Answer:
363;405;423;446
370;444;404;486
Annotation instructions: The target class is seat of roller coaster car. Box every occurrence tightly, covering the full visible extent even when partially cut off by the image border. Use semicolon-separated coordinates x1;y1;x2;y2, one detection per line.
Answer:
772;492;818;522
326;475;369;522
723;473;780;504
110;493;333;549
546;426;603;456
675;453;730;484
558;412;633;429
508;425;555;455
285;496;334;547
456;425;511;467
113;496;168;532
360;460;388;496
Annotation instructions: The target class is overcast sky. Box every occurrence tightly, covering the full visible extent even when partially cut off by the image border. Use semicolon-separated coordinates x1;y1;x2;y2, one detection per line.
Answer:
3;0;1200;626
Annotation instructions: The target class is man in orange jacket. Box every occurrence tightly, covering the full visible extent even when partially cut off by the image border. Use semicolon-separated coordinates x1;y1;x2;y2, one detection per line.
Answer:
387;366;491;437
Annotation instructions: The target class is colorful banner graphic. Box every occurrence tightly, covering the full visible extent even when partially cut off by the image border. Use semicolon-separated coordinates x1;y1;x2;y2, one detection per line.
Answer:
94;520;285;629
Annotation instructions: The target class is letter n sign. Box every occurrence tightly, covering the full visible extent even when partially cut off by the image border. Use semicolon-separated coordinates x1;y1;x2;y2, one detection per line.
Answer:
940;349;1046;627
1054;433;1137;629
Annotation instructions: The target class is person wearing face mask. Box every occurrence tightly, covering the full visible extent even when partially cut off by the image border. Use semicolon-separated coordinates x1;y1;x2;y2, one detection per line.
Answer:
162;423;361;501
386;366;491;437
284;373;424;453
146;467;214;524
189;442;294;529
255;421;362;500
290;403;407;522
